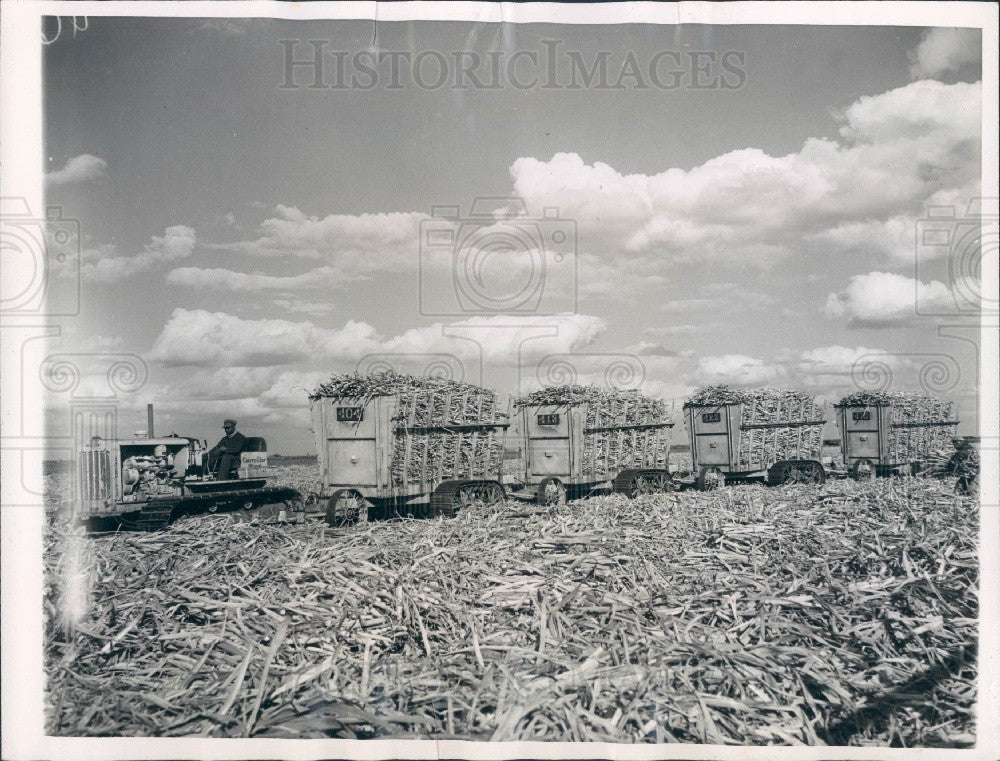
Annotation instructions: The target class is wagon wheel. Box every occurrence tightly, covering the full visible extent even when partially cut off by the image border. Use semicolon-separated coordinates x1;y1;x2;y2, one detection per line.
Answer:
459;484;480;508
249;499;299;522
697;466;724;491
280;498;305;522
851;458;875;480
536;477;567;506
325;489;367;527
781;461;825;485
628;471;674;498
480;481;507;506
237;499;257;521
442;483;485;515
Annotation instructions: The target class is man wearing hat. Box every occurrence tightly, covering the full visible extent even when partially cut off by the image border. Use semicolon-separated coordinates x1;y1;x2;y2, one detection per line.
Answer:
208;418;246;480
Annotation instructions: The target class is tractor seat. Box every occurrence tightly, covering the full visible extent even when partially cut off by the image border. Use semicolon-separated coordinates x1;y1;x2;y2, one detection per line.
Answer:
242;436;267;452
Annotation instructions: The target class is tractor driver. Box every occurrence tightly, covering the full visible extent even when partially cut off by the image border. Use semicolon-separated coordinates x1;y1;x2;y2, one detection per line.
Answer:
209;418;246;480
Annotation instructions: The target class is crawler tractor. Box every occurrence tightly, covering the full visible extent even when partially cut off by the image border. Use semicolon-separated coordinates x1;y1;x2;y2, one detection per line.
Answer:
77;406;303;530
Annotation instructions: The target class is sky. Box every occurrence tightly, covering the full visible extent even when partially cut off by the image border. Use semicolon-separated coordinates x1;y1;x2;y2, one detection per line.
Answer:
39;18;986;453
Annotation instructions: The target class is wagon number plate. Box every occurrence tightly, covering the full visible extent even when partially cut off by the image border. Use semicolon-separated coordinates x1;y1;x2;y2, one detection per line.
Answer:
337;407;364;422
701;412;721;423
852;411;871;421
537;413;560;426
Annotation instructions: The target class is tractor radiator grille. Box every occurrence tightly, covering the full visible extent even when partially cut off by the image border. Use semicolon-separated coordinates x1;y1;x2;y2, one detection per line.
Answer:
79;450;112;502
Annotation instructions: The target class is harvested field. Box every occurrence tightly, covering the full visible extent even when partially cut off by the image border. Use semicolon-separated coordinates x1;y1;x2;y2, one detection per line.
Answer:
44;469;977;746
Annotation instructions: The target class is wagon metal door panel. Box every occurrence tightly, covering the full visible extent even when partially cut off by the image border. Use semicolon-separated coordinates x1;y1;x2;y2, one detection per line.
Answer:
842;406;882;465
847;432;879;459
323;398;378;487
327;439;378;486
526;405;570;477
527;440;570;476
692;406;731;467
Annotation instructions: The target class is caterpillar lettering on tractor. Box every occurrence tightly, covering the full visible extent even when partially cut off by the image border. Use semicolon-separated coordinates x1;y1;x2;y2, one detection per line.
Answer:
309;371;510;524
77;405;303;531
505;385;676;504
683;386;828;489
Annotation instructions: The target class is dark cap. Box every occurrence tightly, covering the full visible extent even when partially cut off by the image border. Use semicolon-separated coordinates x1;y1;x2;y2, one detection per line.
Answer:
223;419;237;426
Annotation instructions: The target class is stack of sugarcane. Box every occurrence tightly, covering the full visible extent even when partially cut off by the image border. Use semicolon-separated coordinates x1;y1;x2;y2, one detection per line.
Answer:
685;386;825;469
311;371;506;488
514;386;672;478
837;391;957;465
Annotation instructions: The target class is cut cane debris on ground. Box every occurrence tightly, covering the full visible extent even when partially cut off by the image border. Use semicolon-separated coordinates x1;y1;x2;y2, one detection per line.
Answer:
44;468;977;745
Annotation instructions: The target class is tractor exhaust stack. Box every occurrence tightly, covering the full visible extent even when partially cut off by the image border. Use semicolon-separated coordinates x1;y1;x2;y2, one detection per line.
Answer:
147;404;155;438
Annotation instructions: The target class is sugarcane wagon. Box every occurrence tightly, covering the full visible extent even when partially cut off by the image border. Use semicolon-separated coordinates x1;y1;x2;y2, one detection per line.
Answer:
835;391;959;478
506;385;675;504
77;405;303;531
309;372;510;523
683;386;828;489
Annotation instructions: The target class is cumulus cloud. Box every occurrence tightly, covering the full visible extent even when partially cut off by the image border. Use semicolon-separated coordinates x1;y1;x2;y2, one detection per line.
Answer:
180;78;979;295
431;313;607;365
799;344;895;372
645;324;699;336
837;79;979;146
211;209;588;308
149;309;381;366
660;283;776;314
149;308;606;368
824;271;957;326
45;154;107;186
805;215;914;260
696;354;784;385
626;341;680;358
172;367;330;411
574;254;668;298
166;265;343;291
269;297;335;316
225;205;426;270
79;226;196;283
797;345;910;388
909;28;980;79
180;367;283;401
510;80;980;268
